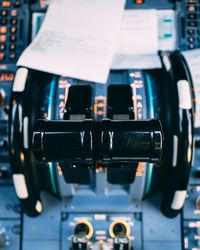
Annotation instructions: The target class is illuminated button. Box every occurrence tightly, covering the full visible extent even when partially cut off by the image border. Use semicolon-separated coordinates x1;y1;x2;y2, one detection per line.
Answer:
188;29;195;34
188;43;195;49
0;10;8;17
0;35;6;42
10;35;16;42
0;53;5;60
0;27;7;34
188;37;195;42
11;9;18;16
187;13;197;19
9;44;16;51
0;19;7;25
14;0;21;7
187;5;197;12
2;1;11;7
10;27;17;33
10;18;17;25
188;21;198;27
135;0;144;3
0;45;6;51
9;53;16;59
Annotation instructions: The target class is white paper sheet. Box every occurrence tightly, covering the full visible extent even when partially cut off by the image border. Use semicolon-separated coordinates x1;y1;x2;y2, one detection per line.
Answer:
157;10;177;51
182;49;200;128
112;54;162;69
111;10;159;69
17;0;125;83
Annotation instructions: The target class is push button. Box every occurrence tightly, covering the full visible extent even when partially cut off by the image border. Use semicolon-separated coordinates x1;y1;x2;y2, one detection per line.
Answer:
0;53;5;60
188;29;195;35
0;10;8;17
0;27;7;34
9;44;16;51
10;35;16;42
10;18;17;25
10;27;17;33
187;5;197;12
0;45;6;51
14;0;21;7
10;9;18;16
188;43;195;49
2;1;11;7
9;53;16;59
0;35;6;42
0;19;7;25
188;21;198;27
187;13;197;19
188;37;195;42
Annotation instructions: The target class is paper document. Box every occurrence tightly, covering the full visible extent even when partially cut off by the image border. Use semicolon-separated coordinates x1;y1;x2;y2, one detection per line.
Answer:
182;49;200;128
157;10;177;51
112;54;162;69
17;0;125;83
112;10;159;69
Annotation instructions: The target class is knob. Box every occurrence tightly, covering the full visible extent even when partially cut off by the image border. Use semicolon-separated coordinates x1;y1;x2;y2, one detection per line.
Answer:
0;228;9;249
109;221;130;238
74;220;93;239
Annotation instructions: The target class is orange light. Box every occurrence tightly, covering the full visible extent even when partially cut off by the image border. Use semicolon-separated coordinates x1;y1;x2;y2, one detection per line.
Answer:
2;1;11;7
0;53;5;60
0;27;7;34
0;73;14;81
135;0;144;4
57;165;63;176
136;162;144;177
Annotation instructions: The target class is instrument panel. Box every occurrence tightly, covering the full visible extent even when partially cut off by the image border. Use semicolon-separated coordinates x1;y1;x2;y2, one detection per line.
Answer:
0;0;200;250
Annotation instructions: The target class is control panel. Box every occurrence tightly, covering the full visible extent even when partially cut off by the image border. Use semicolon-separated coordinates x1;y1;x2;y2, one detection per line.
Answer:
0;1;200;250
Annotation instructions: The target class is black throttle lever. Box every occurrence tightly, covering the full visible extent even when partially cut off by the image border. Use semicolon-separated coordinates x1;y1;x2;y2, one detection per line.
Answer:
33;119;163;165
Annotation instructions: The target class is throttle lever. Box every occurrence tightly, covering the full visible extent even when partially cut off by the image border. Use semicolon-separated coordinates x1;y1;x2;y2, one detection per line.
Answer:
33;119;163;165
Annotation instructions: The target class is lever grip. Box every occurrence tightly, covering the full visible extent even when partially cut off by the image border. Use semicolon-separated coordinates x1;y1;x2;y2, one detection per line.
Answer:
33;119;163;164
33;120;93;163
